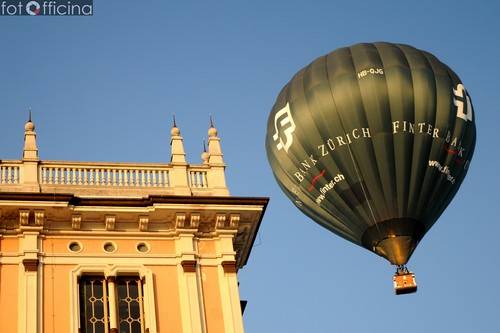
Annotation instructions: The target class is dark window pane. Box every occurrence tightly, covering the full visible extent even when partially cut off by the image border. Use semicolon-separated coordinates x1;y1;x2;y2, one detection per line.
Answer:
117;276;144;333
94;297;104;319
120;321;129;333
79;276;108;333
95;322;105;332
131;321;141;333
130;300;140;319
117;281;127;299
128;280;139;299
93;279;103;298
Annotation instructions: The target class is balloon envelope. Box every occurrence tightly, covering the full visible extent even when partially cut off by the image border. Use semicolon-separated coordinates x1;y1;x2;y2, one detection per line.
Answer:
266;42;476;265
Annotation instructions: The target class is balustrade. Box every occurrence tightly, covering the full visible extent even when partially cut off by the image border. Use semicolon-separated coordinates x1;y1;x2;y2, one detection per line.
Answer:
39;163;171;188
189;169;208;188
0;160;225;194
0;164;20;184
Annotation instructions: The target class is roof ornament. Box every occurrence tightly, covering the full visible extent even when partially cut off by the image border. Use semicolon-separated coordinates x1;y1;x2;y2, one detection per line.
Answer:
208;114;218;138
170;115;185;163
23;107;38;160
207;115;224;164
201;139;209;164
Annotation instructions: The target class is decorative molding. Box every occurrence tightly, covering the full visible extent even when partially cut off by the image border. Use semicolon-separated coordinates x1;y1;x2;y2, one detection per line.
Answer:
139;215;149;232
19;209;30;226
34;210;45;226
181;260;197;273
0;192;269;206
215;214;226;229
105;215;116;231
22;258;39;272
72;214;82;230
175;213;186;229
176;212;201;230
221;261;237;274
190;213;200;228
229;214;240;229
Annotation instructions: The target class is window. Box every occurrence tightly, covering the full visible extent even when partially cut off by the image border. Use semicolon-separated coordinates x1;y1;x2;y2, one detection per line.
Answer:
136;242;149;253
117;277;145;333
103;242;117;253
69;241;82;252
79;276;107;333
79;275;146;333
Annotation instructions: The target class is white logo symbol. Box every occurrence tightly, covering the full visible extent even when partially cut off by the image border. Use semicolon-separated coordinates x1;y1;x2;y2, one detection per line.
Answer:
453;83;473;122
26;1;41;15
272;103;296;153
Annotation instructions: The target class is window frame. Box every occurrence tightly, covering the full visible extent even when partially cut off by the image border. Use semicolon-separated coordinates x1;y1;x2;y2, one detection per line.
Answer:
70;265;157;333
78;275;109;333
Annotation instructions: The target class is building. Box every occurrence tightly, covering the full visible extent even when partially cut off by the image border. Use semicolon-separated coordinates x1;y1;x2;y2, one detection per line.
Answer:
0;116;268;333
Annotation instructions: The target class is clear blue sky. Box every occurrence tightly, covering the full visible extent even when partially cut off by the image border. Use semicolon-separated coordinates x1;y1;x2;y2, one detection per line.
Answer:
1;1;499;332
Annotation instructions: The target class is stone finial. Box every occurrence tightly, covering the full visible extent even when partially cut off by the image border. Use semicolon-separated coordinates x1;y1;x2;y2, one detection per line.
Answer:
201;140;209;164
207;116;224;165
208;115;217;137
170;116;186;164
23;109;39;161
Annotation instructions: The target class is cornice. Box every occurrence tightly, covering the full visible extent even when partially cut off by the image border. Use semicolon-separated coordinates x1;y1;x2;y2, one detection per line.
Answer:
0;192;269;269
0;192;269;208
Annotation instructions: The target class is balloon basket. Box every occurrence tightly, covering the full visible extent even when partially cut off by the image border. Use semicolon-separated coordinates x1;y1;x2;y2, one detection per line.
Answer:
393;265;417;295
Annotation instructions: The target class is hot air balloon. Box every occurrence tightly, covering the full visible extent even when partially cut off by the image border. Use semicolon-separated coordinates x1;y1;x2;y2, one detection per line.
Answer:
265;42;476;294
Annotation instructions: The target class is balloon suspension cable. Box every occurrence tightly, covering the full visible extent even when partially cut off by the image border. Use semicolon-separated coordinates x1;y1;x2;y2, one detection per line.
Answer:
395;265;409;275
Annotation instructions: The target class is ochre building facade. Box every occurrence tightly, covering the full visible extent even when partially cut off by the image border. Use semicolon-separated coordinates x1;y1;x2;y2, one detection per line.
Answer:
0;118;267;333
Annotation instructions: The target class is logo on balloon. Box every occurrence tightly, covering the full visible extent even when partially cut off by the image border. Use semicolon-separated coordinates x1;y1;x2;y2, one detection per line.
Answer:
453;84;473;122
272;103;296;153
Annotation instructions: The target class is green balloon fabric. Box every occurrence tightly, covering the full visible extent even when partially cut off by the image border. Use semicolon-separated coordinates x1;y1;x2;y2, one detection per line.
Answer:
265;42;476;265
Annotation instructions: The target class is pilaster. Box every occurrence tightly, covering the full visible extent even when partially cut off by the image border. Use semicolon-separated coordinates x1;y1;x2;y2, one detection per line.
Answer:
214;234;244;333
222;260;245;333
18;209;43;333
176;215;204;333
